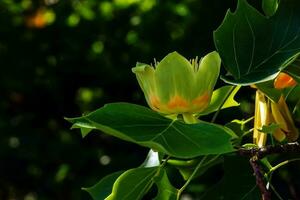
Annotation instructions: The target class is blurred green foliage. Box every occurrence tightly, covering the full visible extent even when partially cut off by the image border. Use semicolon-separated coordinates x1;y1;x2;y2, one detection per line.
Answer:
0;0;236;199
2;0;299;200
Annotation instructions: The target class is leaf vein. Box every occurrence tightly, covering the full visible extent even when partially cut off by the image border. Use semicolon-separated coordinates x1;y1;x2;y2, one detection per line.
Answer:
232;23;241;78
245;13;255;74
172;125;203;150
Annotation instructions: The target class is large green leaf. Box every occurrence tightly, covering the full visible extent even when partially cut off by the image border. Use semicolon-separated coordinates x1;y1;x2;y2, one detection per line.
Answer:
214;0;300;85
66;103;235;158
91;167;178;200
106;167;158;200
83;171;124;200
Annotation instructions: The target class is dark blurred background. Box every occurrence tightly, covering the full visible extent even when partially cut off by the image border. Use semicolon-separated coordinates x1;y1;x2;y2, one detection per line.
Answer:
2;0;299;200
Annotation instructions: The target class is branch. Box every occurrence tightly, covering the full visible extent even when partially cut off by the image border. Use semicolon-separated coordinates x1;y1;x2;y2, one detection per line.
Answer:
250;157;271;200
238;142;300;200
238;142;300;159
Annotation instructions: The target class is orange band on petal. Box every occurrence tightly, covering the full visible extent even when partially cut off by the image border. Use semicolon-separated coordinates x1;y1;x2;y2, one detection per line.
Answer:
274;73;297;89
149;95;160;110
167;95;189;109
192;93;210;107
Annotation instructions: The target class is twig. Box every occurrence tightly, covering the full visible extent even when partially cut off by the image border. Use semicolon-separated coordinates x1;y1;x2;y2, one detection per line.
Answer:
238;142;300;159
238;142;300;200
250;156;271;200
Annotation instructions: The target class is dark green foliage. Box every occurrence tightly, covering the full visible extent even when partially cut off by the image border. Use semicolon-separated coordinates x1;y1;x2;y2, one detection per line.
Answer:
214;0;300;85
0;0;235;199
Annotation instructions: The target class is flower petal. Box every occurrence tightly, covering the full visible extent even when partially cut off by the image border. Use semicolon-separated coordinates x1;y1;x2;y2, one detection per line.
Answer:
155;52;195;103
132;63;157;108
195;51;221;97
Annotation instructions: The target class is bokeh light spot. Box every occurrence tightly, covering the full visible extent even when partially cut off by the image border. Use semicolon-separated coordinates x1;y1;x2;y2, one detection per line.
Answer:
99;155;111;165
92;41;104;54
9;137;20;148
67;14;80;27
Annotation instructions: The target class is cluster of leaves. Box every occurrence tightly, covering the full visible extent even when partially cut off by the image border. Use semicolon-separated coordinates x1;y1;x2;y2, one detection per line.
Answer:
67;0;300;199
1;0;237;199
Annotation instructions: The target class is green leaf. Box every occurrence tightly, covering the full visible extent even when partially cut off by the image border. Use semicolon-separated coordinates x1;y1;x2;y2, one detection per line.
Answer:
262;0;278;17
88;167;178;200
225;119;249;138
66;103;235;158
199;86;240;116
242;143;258;149
174;155;223;181
106;167;158;200
201;156;260;200
71;123;92;138
214;0;300;85
255;81;281;102
83;171;124;200
153;169;178;200
259;123;280;134
284;58;300;84
283;85;300;121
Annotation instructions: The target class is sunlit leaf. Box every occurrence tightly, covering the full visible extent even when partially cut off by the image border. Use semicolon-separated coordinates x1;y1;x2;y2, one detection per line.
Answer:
214;0;300;85
153;169;178;200
259;123;280;134
84;166;178;200
199;86;240;116
262;0;278;17
106;167;158;200
70;124;92;138
66;103;235;158
83;171;124;200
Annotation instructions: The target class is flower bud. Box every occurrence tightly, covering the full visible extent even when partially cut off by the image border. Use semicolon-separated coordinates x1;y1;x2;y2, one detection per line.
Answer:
253;91;299;147
274;72;297;89
132;51;221;115
271;96;299;142
253;91;270;147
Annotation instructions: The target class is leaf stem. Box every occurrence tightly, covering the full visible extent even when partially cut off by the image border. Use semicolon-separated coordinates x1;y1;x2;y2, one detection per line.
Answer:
177;156;207;199
160;156;171;168
211;86;238;123
176;155;220;199
155;156;171;177
268;158;300;175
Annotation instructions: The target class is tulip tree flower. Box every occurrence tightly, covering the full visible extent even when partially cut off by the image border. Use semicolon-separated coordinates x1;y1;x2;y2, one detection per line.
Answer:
132;51;221;123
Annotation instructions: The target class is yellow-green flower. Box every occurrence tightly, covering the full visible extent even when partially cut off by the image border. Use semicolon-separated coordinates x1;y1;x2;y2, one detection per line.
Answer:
132;51;221;115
